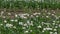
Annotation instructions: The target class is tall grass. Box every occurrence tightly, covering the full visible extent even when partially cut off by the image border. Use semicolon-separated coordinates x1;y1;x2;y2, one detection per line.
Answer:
0;0;60;9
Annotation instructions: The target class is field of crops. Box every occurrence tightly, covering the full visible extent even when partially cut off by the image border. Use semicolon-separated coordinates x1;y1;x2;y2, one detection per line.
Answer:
0;0;60;34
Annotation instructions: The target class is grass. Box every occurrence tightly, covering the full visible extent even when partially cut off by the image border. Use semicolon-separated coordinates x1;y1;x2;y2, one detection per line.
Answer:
0;0;60;9
0;9;60;34
0;0;60;34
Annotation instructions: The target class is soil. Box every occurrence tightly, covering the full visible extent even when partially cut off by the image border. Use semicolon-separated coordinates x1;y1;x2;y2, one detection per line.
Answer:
0;8;60;19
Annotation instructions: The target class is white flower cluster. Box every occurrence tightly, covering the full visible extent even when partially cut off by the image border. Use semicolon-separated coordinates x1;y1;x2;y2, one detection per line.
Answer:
5;23;13;28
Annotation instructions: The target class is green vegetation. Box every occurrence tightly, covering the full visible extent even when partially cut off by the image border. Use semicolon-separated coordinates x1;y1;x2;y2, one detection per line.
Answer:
0;0;60;9
0;0;60;34
0;12;60;34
